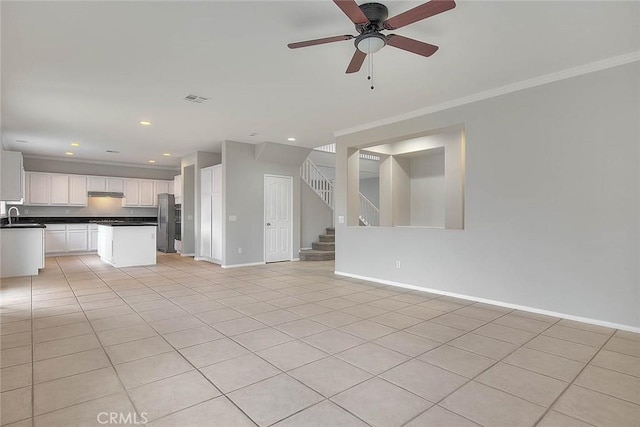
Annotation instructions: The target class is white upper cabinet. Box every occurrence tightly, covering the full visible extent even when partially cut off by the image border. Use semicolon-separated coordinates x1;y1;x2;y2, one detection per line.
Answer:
23;171;173;207
139;180;155;206
88;176;124;193
26;172;88;206
174;175;182;204
69;175;88;205
106;178;125;193
50;175;69;205
155;180;170;196
26;173;51;205
0;151;24;201
124;179;140;206
87;176;107;192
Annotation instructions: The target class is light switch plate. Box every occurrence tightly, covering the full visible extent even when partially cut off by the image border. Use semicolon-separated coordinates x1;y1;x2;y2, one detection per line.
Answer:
229;215;237;222
338;216;345;224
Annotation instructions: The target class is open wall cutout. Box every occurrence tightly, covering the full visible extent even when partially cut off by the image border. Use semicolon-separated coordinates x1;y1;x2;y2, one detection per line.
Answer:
348;126;465;229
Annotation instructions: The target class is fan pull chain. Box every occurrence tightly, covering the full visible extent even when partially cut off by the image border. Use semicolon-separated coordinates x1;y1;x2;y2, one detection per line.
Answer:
367;52;375;90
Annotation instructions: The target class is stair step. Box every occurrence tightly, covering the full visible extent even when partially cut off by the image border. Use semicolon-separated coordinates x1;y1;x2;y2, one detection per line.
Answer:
299;249;335;261
312;241;335;251
326;227;335;235
319;234;335;242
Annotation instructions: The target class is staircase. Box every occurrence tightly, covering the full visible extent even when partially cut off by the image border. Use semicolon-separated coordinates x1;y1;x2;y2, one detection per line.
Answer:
300;227;335;261
299;157;380;261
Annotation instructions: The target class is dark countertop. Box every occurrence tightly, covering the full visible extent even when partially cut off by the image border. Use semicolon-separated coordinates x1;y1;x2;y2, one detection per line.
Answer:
95;222;157;227
0;224;47;229
0;216;157;226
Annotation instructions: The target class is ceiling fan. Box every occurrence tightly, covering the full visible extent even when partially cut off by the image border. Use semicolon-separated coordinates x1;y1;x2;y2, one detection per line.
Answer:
288;0;456;74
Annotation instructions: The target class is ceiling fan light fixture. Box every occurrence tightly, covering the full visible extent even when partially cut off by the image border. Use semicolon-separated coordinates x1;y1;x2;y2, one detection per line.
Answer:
356;34;386;54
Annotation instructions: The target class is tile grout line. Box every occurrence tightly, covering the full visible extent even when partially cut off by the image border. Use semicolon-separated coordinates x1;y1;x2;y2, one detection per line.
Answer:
76;255;264;427
22;254;639;427
52;256;148;422
531;331;618;426
131;258;378;426
397;308;563;426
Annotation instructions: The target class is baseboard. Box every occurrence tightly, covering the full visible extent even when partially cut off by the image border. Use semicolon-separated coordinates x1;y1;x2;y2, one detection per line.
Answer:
334;271;640;333
45;251;98;257
180;253;195;257
292;258;300;262
222;261;265;269
300;247;312;251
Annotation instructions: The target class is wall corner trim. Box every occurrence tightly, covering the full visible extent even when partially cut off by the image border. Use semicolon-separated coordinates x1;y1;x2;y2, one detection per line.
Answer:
334;271;640;333
333;50;640;137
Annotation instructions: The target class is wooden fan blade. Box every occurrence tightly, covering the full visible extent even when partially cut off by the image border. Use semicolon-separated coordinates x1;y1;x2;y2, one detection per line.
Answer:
383;0;456;30
386;34;439;57
333;0;369;25
288;35;354;49
346;49;366;74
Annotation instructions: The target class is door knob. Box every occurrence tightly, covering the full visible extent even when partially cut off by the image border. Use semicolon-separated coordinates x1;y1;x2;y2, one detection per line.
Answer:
266;223;271;226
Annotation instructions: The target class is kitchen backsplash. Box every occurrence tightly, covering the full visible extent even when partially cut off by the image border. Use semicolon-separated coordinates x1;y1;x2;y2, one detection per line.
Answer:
6;197;157;217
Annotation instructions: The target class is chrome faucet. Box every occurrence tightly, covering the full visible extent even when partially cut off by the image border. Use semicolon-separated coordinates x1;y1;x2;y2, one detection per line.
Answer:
7;206;20;225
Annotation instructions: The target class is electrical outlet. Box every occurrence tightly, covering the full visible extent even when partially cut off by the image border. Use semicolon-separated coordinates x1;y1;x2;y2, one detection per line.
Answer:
237;248;243;254
24;209;28;214
395;261;401;269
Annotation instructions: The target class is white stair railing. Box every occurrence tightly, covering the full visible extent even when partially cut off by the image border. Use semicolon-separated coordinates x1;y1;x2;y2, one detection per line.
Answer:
359;193;380;226
301;158;380;226
301;158;333;209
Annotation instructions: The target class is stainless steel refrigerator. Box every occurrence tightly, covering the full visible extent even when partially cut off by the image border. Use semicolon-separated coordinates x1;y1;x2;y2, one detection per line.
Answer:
157;193;176;253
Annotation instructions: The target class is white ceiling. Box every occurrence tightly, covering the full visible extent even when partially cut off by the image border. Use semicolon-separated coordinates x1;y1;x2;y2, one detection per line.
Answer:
2;1;638;168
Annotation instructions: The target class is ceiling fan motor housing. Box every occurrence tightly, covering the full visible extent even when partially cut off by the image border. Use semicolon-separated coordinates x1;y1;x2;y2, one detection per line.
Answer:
357;3;389;32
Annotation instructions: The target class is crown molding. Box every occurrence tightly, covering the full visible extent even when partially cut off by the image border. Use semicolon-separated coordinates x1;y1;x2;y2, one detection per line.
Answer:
22;154;180;171
334;50;640;138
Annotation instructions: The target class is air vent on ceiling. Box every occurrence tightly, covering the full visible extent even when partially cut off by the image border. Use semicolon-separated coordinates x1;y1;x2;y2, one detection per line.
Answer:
184;94;208;103
106;150;120;153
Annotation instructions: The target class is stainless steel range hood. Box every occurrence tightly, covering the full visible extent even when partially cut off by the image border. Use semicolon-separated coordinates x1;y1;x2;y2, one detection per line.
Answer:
88;191;125;198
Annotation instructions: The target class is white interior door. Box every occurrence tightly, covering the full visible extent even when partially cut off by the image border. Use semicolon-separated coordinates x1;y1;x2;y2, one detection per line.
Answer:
264;175;293;263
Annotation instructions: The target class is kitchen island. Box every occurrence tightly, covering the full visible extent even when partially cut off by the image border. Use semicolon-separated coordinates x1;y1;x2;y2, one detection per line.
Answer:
97;222;157;268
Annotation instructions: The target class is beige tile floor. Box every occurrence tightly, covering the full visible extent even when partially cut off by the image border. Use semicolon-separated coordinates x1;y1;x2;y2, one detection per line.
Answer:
1;254;639;427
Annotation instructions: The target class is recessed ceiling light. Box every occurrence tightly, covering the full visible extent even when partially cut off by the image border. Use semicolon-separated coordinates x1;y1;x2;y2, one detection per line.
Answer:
139;121;151;126
148;160;156;163
70;142;80;147
288;137;296;141
162;153;171;157
106;150;120;154
65;152;74;156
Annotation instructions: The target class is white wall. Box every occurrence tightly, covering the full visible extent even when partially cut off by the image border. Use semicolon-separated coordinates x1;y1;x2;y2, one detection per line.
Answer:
301;183;333;248
409;149;445;227
223;141;305;266
181;151;222;256
335;62;640;329
23;157;178;180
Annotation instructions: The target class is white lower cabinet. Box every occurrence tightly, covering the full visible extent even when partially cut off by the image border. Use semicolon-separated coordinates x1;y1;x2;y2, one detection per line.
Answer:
1;228;44;278
66;225;89;252
45;225;67;253
89;225;99;251
45;224;96;254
